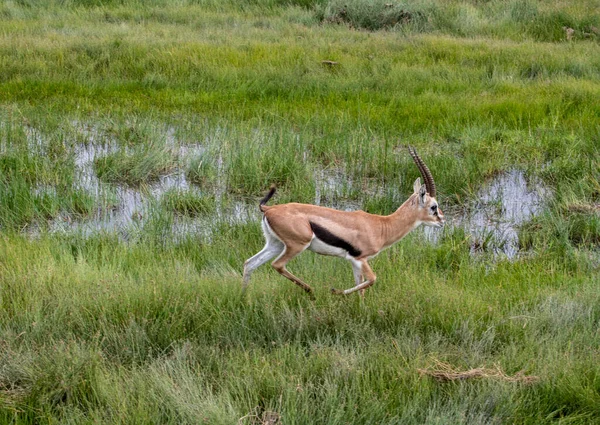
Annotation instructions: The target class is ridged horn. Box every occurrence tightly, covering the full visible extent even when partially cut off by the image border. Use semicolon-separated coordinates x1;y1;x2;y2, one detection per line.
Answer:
408;146;436;198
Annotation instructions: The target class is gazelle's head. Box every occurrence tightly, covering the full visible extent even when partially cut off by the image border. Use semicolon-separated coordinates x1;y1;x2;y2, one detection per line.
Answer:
408;146;445;228
412;177;445;228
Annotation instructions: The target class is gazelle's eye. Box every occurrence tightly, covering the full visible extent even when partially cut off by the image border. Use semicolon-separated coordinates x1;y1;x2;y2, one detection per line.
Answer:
431;205;437;213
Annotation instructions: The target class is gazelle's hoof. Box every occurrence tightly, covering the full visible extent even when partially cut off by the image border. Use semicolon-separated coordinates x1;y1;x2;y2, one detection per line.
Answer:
330;287;344;295
303;288;316;300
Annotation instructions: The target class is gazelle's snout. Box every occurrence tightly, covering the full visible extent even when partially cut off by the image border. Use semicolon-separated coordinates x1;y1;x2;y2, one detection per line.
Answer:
436;209;446;228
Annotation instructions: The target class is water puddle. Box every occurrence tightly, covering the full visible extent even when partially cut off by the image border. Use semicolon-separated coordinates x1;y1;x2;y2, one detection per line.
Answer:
467;169;548;258
424;169;550;259
37;124;255;239
314;167;361;211
61;135;214;237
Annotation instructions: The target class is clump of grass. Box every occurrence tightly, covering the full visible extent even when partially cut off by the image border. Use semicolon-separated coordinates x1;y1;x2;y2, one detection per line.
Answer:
101;116;157;147
317;0;428;31
67;189;97;217
0;121;75;187
316;0;600;41
186;154;218;187
520;210;600;252
161;189;216;217
94;144;176;186
566;212;600;247
0;139;94;229
225;133;315;203
520;165;600;253
0;177;97;230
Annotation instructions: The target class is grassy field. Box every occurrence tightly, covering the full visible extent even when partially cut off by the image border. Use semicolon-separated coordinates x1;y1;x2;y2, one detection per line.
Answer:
1;0;599;423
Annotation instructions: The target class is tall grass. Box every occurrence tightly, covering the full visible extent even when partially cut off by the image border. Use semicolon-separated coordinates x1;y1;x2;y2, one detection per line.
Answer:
317;0;600;41
225;130;315;202
185;154;218;187
161;189;216;217
0;231;598;423
0;0;599;423
94;144;176;186
0;118;97;230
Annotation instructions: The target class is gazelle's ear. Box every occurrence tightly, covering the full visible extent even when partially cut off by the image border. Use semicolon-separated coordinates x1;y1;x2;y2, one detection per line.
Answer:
413;178;421;194
418;183;427;207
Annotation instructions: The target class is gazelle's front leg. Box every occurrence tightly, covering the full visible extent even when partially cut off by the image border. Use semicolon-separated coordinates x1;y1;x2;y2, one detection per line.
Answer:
352;261;366;297
332;260;376;296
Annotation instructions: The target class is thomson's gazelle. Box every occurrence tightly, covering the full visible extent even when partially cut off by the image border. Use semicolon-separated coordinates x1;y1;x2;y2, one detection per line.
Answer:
242;146;445;296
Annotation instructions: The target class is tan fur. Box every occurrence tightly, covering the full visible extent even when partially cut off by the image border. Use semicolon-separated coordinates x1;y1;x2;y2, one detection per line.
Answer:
243;179;445;297
263;194;440;258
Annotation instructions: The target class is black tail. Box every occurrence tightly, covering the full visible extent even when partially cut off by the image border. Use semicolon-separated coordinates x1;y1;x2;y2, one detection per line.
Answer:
259;185;276;211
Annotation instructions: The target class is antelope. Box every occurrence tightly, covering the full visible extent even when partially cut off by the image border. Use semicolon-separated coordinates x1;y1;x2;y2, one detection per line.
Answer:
242;146;445;296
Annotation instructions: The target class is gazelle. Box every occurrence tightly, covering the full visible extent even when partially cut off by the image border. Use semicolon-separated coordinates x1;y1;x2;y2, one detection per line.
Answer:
242;146;445;296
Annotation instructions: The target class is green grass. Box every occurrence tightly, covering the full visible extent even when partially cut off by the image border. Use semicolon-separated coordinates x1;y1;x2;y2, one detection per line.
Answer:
0;0;599;423
0;119;97;230
185;153;218;187
161;189;216;217
225;129;316;202
317;0;600;41
93;144;176;186
0;232;598;423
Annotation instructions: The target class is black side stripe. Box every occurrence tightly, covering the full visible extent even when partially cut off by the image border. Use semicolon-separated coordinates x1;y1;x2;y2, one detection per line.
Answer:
309;221;362;258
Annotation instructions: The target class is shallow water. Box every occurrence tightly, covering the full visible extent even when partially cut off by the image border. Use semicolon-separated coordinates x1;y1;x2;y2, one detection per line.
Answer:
23;125;550;258
424;169;549;259
466;169;548;258
27;123;252;239
314;167;361;211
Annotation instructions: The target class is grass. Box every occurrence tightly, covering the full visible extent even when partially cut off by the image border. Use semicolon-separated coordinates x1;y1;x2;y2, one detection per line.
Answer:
0;120;97;230
161;189;216;217
0;232;598;423
93;144;176;186
317;0;600;41
0;0;599;423
225;129;316;202
185;153;218;187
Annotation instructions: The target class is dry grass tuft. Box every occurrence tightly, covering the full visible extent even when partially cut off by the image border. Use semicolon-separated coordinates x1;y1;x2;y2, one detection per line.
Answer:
418;359;539;384
566;202;600;214
238;407;281;425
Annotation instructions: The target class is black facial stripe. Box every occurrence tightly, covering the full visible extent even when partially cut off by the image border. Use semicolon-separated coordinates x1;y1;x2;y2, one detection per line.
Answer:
309;221;362;258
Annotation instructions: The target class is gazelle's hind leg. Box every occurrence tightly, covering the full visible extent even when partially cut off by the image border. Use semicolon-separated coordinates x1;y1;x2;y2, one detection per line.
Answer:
242;221;284;290
242;240;284;290
271;242;314;297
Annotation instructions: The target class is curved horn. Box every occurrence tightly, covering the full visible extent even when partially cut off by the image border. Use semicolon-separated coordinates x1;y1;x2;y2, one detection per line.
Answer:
408;146;436;198
407;146;427;188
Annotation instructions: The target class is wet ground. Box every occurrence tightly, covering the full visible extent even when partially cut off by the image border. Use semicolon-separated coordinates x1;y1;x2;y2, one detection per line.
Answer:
24;126;551;258
424;169;549;259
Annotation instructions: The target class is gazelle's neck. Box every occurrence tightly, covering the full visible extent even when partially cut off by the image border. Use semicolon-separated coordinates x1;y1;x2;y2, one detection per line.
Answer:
382;195;421;247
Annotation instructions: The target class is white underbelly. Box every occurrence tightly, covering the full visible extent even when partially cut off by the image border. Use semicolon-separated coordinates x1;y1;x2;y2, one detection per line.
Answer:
308;237;349;258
